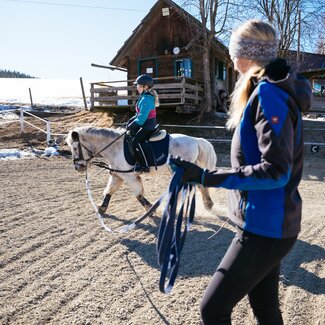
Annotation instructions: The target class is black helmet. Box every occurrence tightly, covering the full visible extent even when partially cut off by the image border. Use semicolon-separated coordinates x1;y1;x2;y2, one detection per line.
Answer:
133;74;154;88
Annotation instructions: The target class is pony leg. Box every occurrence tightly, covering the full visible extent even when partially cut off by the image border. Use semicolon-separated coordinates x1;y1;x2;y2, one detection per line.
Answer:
138;196;152;211
98;174;123;214
198;185;214;210
124;175;152;211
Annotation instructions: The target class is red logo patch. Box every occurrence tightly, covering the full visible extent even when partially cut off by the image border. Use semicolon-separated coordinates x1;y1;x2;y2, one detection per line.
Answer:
271;116;280;124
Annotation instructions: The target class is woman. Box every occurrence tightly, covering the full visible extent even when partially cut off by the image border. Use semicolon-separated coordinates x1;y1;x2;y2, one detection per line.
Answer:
127;74;159;173
170;20;311;324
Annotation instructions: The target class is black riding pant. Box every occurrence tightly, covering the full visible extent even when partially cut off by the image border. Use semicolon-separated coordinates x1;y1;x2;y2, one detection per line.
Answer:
200;229;297;325
131;128;152;167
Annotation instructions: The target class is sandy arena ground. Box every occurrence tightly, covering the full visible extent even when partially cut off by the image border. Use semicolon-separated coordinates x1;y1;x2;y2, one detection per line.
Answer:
0;110;324;324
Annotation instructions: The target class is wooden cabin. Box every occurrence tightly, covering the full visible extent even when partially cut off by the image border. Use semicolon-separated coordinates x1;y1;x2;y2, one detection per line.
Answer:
90;0;235;112
286;51;325;113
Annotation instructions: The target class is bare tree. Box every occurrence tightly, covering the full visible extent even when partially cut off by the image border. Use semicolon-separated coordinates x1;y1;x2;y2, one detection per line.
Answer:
316;40;325;55
180;0;231;114
245;0;325;56
178;0;323;114
315;15;325;54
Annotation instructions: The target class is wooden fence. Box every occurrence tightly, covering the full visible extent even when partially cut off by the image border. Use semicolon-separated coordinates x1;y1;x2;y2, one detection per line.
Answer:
311;95;325;113
90;76;204;110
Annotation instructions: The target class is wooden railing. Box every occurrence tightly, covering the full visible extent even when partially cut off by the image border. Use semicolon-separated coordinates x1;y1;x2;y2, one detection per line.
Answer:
311;95;325;113
90;76;204;109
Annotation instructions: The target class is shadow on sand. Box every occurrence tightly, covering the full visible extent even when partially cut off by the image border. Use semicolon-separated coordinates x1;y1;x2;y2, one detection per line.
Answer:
120;218;325;296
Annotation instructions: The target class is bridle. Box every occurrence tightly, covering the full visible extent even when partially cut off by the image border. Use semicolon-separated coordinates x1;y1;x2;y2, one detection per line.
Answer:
72;138;94;166
71;130;134;173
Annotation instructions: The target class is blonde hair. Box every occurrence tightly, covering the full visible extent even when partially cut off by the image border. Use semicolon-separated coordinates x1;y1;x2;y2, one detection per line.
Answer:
149;89;160;107
227;20;277;130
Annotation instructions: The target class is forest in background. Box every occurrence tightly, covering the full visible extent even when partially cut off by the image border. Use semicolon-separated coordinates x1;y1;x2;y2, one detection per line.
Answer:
0;69;35;78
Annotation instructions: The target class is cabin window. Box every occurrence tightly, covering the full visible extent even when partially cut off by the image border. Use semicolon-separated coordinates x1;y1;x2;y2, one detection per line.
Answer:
175;59;192;77
215;59;226;80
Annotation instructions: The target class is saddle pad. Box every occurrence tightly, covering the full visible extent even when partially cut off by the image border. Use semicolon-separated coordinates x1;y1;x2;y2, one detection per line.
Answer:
124;134;170;167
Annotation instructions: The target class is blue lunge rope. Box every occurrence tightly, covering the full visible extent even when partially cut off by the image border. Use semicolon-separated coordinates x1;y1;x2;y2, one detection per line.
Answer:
157;162;196;294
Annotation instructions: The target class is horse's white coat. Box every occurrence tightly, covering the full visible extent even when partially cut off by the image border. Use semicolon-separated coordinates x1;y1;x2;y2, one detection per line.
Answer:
66;126;217;213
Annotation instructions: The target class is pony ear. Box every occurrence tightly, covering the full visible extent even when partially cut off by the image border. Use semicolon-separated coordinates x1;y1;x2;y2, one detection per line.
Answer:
71;131;79;141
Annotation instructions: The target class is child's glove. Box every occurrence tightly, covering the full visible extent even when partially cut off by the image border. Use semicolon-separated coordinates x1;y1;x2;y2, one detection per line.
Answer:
168;156;206;185
127;121;140;131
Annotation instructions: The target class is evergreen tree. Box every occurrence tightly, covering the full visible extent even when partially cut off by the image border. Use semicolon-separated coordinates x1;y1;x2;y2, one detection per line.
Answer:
0;69;35;78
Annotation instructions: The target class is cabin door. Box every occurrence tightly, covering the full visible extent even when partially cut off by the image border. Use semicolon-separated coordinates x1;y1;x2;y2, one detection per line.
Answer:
138;58;157;77
175;58;192;77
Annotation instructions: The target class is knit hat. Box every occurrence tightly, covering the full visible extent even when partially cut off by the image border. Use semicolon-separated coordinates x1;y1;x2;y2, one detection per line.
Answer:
229;34;278;63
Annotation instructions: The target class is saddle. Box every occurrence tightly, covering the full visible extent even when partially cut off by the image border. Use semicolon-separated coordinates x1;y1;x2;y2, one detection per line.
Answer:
148;126;167;142
124;125;170;168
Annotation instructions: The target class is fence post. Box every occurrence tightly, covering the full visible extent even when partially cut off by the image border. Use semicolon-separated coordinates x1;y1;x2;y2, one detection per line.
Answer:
29;88;34;108
80;77;88;110
90;83;94;108
181;77;185;105
20;108;24;132
46;121;51;145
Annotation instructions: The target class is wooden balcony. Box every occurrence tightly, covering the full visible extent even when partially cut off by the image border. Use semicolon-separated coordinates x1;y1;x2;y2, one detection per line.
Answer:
90;76;204;112
311;95;325;114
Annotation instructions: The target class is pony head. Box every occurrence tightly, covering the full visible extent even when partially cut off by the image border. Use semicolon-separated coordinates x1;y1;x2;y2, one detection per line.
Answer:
66;129;88;172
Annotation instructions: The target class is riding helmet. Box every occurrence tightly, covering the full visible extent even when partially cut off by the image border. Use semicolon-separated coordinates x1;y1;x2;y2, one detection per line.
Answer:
133;74;154;88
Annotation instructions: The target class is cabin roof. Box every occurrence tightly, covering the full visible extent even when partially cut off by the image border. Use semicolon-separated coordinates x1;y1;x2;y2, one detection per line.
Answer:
110;0;229;67
286;50;325;71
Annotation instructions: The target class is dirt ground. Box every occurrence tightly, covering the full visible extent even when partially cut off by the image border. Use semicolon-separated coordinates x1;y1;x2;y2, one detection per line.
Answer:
0;109;324;325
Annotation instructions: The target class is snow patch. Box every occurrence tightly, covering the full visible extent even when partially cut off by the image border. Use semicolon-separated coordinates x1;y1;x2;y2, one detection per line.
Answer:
0;147;60;160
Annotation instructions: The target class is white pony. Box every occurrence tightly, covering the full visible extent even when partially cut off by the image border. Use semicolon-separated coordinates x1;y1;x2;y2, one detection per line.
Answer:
66;126;217;215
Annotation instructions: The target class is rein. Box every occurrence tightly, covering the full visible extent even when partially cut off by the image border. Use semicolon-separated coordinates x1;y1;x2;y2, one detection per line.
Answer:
74;130;135;173
75;130;126;163
85;168;164;233
85;156;227;293
85;169;112;232
93;130;127;158
156;166;196;294
92;161;134;173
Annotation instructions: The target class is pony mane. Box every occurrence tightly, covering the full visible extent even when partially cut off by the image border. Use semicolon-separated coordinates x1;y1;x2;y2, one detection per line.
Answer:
66;126;124;145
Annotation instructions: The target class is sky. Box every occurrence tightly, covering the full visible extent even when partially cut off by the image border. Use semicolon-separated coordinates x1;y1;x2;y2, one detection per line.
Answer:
0;0;160;81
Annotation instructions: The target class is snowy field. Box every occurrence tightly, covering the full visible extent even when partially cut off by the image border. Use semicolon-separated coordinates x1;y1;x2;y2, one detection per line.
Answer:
0;78;128;109
0;78;92;107
0;78;87;159
0;77;324;161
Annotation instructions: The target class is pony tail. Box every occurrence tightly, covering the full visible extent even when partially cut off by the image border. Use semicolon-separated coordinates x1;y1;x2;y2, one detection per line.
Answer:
196;138;217;170
227;66;265;130
149;89;160;107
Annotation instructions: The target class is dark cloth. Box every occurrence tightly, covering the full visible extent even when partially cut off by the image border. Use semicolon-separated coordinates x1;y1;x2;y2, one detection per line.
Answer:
124;133;170;168
127;120;140;131
203;59;312;238
131;128;152;168
200;229;297;324
131;128;152;149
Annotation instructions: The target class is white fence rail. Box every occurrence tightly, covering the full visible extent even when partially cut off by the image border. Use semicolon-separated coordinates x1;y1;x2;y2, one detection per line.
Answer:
0;108;65;145
1;110;324;148
20;109;52;144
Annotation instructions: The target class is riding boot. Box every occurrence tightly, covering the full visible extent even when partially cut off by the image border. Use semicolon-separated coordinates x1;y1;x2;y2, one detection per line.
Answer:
133;143;150;173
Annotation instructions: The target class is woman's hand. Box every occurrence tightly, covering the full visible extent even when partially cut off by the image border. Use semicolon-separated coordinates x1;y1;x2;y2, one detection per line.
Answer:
168;156;205;185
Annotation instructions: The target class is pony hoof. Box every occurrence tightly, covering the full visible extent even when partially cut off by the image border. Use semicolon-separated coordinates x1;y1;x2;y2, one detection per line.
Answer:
98;206;107;215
